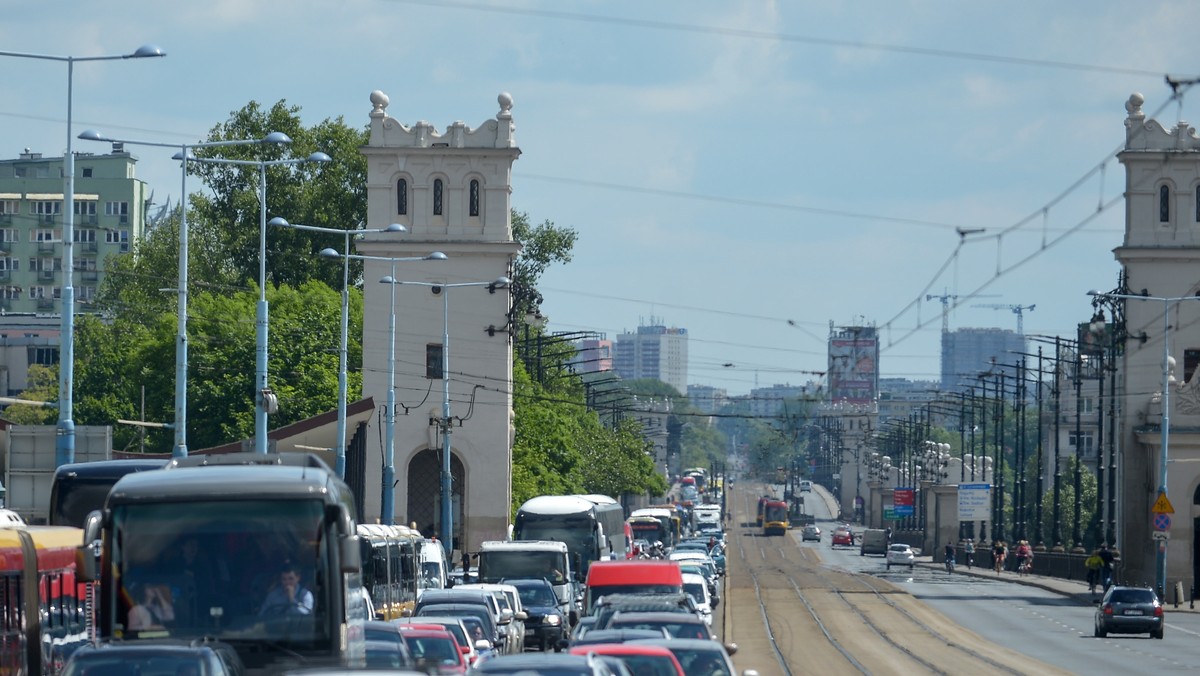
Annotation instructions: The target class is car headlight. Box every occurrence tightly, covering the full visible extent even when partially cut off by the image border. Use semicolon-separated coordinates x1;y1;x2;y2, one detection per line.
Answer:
545;614;562;626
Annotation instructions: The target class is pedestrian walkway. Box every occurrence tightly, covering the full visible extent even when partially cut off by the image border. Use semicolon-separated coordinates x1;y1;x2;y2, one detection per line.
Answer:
915;555;1200;614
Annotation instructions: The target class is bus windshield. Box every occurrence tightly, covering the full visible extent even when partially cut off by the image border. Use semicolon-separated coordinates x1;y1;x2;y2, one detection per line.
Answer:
109;499;330;645
513;518;593;566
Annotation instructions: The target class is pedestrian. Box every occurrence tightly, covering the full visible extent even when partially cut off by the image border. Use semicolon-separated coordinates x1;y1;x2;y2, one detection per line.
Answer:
963;539;975;569
1085;549;1103;593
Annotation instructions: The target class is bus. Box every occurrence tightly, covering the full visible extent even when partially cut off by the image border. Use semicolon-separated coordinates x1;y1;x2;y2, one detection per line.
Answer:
627;516;669;550
512;495;626;574
358;523;420;620
75;453;366;674
49;458;169;528
1;524;90;674
629;507;678;550
762;500;790;536
573;495;629;559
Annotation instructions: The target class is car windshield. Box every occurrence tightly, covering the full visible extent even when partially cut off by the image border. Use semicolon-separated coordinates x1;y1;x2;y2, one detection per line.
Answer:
889;545;909;552
517;585;557;607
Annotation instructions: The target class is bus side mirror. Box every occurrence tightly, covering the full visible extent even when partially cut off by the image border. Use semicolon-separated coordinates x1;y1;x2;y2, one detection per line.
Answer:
340;534;362;573
74;510;103;582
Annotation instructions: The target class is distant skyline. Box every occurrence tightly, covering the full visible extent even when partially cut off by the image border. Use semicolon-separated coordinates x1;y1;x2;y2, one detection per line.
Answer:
2;2;1197;396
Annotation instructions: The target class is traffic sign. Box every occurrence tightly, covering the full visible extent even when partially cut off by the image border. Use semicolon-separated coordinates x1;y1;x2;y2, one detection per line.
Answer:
1152;492;1175;514
1153;513;1171;531
1152;531;1170;541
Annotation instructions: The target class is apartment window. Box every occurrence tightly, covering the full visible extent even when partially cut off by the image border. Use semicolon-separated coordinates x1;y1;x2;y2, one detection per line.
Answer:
82;167;92;178
74;201;96;216
396;179;408;215
29;285;48;300
33;228;59;242
73;229;97;243
0;229;16;243
75;257;96;272
29;346;58;366
1068;431;1095;456
1185;348;1200;384
31;200;61;216
0;257;17;271
105;201;129;217
104;229;129;245
0;200;16;215
433;179;443;216
78;285;96;302
426;344;444;379
30;258;58;273
0;286;19;300
1160;185;1170;222
469;179;480;217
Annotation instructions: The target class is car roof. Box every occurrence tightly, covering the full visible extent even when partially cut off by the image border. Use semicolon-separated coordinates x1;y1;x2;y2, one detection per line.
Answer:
571;629;669;644
471;652;609;672
610;611;705;623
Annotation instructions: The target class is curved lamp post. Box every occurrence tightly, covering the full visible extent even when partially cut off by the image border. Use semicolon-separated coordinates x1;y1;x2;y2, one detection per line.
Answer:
184;153;331;454
0;44;165;467
272;217;406;476
381;275;511;558
318;248;447;523
78;129;292;458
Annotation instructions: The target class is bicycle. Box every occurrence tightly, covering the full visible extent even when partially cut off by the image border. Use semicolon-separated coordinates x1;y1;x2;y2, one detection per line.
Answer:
1017;557;1031;575
944;556;955;575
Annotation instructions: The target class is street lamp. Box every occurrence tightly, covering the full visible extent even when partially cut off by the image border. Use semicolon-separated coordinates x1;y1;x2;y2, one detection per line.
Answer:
318;249;447;523
272;218;406;476
187;153;330;454
78;129;292;458
0;44;166;467
381;275;511;558
1089;289;1200;597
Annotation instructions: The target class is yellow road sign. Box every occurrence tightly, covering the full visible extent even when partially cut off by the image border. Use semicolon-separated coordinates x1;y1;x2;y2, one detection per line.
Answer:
1152;492;1175;514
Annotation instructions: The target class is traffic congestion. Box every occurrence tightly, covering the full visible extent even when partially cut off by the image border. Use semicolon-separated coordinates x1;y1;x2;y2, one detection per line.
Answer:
6;460;746;675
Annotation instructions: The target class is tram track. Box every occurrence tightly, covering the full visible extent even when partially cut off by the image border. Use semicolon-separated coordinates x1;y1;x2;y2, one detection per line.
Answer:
726;479;1069;676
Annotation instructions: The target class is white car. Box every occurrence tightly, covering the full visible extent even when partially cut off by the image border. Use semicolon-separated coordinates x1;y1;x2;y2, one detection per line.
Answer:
886;543;915;570
801;525;821;542
681;572;713;626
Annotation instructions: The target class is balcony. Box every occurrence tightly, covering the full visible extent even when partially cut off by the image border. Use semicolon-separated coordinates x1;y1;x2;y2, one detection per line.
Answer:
41;214;57;225
0;214;10;225
81;241;99;253
0;241;10;253
81;270;99;282
36;298;54;310
38;269;56;281
37;242;57;255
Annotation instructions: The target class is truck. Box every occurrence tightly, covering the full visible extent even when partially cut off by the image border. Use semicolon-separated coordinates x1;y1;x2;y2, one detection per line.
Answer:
475;540;581;625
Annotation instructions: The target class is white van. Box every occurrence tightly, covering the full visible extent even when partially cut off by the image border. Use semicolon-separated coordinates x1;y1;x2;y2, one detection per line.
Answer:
419;538;449;590
799;480;813;493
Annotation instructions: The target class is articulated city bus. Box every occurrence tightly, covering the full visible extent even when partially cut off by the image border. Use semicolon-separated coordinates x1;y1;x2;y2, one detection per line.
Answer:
76;453;366;674
358;523;420;620
1;524;90;674
762;500;790;536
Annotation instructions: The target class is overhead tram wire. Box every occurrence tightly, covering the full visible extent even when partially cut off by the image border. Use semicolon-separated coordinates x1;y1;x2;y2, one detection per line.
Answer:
388;0;1176;79
877;87;1192;354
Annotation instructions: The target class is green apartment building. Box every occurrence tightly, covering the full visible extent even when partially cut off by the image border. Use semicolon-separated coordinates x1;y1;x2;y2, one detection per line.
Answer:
0;146;146;314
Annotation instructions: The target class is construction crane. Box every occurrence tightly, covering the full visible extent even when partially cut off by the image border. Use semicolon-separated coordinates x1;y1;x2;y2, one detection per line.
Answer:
926;292;1000;333
973;303;1036;335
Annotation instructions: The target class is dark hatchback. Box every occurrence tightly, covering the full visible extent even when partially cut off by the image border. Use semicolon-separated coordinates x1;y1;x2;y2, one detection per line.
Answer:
503;577;567;651
1094;585;1164;638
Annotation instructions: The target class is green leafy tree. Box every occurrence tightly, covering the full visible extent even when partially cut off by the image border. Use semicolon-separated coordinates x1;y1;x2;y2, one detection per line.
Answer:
1;365;56;425
190;100;370;292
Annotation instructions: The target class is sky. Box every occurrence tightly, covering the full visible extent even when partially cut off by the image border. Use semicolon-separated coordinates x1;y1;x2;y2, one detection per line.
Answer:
3;1;1199;397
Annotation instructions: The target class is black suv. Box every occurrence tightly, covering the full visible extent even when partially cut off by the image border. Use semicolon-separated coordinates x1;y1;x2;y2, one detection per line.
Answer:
503;577;567;652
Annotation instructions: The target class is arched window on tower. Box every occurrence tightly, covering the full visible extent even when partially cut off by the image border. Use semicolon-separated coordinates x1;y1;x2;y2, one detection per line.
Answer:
397;179;408;216
469;179;480;218
1159;185;1170;223
433;179;444;216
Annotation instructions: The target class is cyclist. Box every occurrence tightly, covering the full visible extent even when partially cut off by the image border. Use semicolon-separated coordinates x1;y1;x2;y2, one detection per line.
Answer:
1098;543;1115;591
963;539;975;569
943;541;956;574
1015;540;1033;575
992;540;1007;574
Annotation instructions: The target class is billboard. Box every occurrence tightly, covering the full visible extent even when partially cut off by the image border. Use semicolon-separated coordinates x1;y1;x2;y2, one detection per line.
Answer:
828;326;879;404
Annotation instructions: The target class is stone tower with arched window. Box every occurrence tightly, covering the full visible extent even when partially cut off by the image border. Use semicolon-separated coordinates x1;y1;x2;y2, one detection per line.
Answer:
354;91;520;556
1113;92;1200;592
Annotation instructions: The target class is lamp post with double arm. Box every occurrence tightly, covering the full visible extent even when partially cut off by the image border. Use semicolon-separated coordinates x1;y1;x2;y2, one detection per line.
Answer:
381;276;511;559
79;129;292;458
0;44;165;466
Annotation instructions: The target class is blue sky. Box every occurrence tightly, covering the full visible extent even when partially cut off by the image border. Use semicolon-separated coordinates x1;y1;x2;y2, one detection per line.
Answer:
3;1;1198;396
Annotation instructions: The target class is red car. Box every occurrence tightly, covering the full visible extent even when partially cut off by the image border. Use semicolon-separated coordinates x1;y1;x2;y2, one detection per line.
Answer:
831;529;854;547
570;643;685;676
401;628;468;674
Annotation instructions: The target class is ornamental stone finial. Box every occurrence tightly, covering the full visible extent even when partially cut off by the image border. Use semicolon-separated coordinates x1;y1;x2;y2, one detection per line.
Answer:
1126;92;1145;119
370;90;390;117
